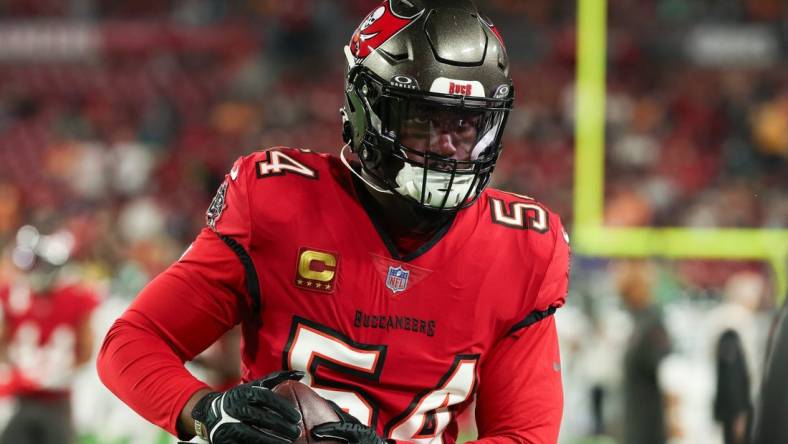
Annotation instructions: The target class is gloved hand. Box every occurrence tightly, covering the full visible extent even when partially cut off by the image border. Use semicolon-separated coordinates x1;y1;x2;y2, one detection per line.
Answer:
311;400;388;444
191;370;305;443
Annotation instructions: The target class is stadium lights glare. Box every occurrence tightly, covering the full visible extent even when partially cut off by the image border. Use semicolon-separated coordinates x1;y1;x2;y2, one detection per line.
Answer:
574;0;788;303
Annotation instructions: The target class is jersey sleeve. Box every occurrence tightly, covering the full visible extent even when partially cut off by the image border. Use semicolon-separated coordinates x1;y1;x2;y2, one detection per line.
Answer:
506;213;570;338
97;155;257;438
534;213;570;312
471;315;563;444
207;155;253;246
467;208;568;443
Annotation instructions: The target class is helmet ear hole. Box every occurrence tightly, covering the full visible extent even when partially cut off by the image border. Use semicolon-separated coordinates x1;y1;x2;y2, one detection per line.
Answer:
361;146;381;168
340;108;353;144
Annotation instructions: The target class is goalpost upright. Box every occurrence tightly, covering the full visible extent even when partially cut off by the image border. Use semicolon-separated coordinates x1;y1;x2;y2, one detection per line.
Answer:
574;0;788;302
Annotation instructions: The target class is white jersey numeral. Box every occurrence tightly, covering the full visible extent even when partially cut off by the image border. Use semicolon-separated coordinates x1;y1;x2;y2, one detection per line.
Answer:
489;197;549;233
387;358;477;444
287;321;383;425
284;317;478;444
256;150;317;179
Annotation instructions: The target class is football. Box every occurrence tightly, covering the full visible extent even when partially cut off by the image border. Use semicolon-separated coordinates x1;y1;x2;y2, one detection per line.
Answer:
272;380;343;444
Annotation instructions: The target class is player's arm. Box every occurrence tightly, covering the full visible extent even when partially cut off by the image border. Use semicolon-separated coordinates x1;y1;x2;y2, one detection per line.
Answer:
98;228;303;444
471;215;570;444
97;155;296;441
96;227;248;438
471;316;563;444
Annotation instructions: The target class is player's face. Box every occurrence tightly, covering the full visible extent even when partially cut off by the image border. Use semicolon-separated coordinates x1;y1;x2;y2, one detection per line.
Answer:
398;103;482;165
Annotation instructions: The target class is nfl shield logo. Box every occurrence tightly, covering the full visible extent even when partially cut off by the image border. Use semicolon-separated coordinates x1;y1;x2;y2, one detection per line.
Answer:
385;266;410;293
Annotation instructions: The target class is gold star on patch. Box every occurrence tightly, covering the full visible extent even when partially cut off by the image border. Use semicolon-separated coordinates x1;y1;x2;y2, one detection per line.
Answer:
306;281;313;287
325;284;331;290
297;279;303;285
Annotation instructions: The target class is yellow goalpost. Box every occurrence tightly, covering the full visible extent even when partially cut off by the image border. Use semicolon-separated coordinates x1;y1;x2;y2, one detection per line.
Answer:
574;0;788;302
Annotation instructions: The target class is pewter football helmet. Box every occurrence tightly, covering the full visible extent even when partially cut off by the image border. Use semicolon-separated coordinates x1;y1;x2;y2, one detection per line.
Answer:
341;0;514;211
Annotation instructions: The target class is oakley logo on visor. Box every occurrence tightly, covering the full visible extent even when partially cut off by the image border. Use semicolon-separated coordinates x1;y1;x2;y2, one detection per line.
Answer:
390;75;419;90
430;78;485;98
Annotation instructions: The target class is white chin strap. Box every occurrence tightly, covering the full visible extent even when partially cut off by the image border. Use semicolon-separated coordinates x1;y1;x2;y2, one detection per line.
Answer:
339;144;474;208
394;162;474;208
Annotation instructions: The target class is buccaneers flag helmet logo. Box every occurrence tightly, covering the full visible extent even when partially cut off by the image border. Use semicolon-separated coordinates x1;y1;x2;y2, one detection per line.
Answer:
349;0;423;60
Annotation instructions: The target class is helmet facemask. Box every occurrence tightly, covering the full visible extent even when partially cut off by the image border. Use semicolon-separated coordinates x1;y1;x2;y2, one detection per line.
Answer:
348;67;512;211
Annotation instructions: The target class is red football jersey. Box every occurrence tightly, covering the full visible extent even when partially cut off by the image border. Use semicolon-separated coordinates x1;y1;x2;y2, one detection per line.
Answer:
98;147;569;444
0;283;98;397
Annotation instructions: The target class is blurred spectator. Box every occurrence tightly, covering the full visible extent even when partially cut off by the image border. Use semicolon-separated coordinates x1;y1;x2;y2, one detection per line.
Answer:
615;260;672;444
713;330;751;444
751;89;788;158
707;272;765;444
0;185;21;241
707;272;766;391
0;225;99;444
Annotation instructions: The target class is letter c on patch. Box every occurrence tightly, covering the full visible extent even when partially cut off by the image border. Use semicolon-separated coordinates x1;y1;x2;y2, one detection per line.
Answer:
298;250;337;282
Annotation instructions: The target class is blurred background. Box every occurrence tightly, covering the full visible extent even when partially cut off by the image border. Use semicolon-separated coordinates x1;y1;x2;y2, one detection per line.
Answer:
0;0;785;443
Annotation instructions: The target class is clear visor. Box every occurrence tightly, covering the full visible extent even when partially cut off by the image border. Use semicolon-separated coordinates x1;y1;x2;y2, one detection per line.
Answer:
382;98;505;169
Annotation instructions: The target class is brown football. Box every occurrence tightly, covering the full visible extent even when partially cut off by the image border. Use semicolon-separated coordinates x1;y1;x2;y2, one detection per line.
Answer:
272;380;343;444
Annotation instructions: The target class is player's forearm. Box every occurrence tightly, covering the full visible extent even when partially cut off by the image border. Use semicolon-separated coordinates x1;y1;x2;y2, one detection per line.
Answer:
97;317;210;437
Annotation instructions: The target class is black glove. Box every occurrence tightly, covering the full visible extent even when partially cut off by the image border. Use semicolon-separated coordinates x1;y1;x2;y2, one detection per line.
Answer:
311;400;388;444
191;370;304;444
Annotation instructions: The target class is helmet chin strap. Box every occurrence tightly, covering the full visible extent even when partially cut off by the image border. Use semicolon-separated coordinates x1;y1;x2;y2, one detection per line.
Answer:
394;162;474;209
340;144;474;209
339;143;393;195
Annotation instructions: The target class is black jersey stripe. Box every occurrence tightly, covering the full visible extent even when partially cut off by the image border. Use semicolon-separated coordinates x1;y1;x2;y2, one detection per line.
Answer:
216;232;262;362
217;233;261;317
507;306;558;336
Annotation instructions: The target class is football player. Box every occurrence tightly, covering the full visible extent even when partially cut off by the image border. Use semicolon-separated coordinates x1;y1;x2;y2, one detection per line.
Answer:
0;225;99;444
97;1;570;443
